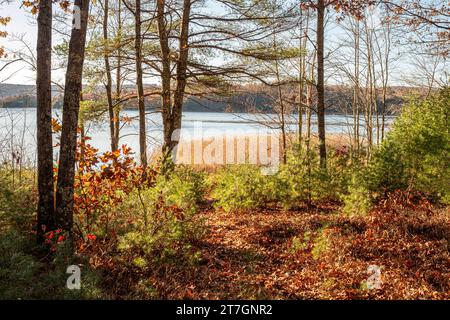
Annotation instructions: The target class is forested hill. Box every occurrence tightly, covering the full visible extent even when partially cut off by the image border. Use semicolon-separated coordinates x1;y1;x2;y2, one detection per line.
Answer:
0;83;423;114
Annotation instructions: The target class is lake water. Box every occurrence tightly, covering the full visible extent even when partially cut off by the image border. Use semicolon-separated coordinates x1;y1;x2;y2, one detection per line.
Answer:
0;108;395;165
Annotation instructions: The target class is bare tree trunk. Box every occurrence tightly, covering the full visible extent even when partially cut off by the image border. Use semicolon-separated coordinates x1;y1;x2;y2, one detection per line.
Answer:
298;68;303;147
297;8;309;148
364;21;373;156
275;58;287;164
135;0;147;166
297;7;304;146
316;0;326;167
157;0;172;155
36;0;55;243
114;0;122;147
369;29;379;146
79;92;86;168
55;0;90;237
381;74;387;141
380;19;391;142
306;48;316;209
353;18;360;152
272;21;287;164
102;0;117;152
170;0;192;152
158;0;192;159
306;50;316;154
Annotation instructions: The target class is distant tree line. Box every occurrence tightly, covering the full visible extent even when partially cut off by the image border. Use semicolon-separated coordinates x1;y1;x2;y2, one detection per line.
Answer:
1;85;414;114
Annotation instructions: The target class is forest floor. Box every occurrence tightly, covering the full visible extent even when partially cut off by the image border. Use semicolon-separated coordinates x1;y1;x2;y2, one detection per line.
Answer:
103;194;449;300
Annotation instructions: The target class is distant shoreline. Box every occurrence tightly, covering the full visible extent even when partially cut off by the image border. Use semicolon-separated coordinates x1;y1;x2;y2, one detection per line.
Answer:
0;106;400;117
1;83;425;115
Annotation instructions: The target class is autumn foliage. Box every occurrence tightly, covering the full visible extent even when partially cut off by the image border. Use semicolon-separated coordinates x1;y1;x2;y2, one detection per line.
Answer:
73;138;157;237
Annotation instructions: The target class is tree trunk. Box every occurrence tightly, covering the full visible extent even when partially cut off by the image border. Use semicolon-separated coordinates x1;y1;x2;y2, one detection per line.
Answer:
381;21;391;142
316;0;327;167
158;0;192;159
369;27;379;146
275;58;287;164
365;21;373;156
102;0;117;152
55;0;90;237
170;0;192;152
297;7;304;147
353;18;360;152
135;0;147;166
306;49;316;154
157;0;172;155
381;81;387;141
372;54;379;146
114;0;122;148
36;0;55;243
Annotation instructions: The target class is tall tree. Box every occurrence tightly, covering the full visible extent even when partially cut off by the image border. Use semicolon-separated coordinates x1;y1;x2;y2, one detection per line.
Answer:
353;17;361;151
154;0;294;156
157;0;192;158
316;0;326;166
101;0;118;152
55;0;91;237
308;0;369;165
134;0;148;166
372;6;394;142
297;6;310;146
36;0;55;243
114;0;123;149
169;0;192;155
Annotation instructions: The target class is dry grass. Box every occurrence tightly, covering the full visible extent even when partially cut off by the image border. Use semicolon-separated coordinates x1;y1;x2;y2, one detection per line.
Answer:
148;133;354;171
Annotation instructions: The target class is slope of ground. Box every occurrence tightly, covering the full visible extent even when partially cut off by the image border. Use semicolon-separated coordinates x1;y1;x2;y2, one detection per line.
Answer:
101;194;449;300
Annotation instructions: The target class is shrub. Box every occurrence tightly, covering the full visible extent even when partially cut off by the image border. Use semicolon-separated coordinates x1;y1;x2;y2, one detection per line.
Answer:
117;169;206;265
312;150;352;203
73;141;157;237
0;230;38;299
364;140;407;193
276;150;313;209
364;88;450;203
171;165;206;204
144;167;205;217
289;227;332;260
208;165;270;213
0;171;103;299
276;148;352;209
342;176;373;217
0;169;36;230
311;228;331;260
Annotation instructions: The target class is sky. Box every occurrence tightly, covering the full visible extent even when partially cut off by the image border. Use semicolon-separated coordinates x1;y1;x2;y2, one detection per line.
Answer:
1;1;40;83
0;0;447;87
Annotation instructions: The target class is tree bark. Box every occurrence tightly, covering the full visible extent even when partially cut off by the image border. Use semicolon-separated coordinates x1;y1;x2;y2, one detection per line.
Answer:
114;0;122;148
158;0;192;158
364;21;374;156
353;18;360;152
275;58;287;164
170;0;192;152
381;20;391;142
102;0;117;152
36;0;55;243
55;0;90;237
157;0;173;155
135;0;147;166
306;49;316;154
297;7;308;147
316;0;327;167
